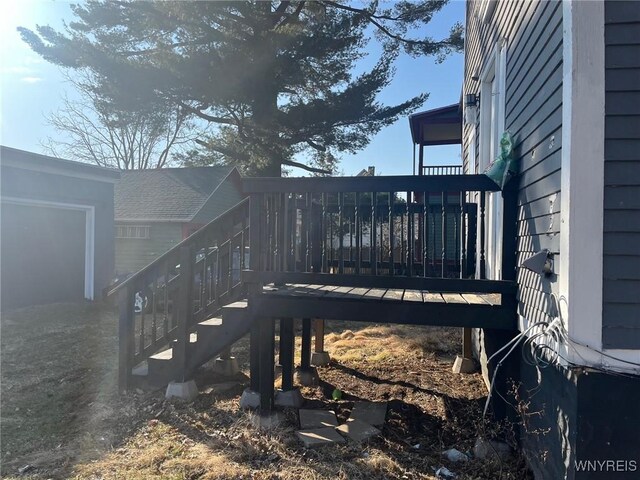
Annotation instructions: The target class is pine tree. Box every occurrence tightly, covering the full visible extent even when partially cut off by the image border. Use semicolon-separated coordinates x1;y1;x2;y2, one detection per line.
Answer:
20;1;462;176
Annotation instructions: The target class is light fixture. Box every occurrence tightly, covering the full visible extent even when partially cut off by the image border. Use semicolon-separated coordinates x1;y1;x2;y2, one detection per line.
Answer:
464;93;479;125
521;249;554;276
465;93;479;107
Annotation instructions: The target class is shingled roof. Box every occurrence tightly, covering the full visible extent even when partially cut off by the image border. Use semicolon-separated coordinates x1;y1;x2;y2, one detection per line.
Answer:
114;167;243;222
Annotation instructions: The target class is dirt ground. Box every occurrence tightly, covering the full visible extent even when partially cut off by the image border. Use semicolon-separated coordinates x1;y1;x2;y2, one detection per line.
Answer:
1;302;532;479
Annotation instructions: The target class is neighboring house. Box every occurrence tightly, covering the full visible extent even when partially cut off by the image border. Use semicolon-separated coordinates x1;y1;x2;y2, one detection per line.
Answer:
0;146;119;310
114;167;244;275
457;0;639;478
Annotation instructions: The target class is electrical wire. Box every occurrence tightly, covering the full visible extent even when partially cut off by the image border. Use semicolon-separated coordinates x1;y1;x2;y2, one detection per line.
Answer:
483;292;640;420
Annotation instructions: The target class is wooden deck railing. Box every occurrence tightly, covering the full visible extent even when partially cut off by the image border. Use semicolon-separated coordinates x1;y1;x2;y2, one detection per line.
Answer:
243;174;517;288
108;198;250;391
422;165;463;176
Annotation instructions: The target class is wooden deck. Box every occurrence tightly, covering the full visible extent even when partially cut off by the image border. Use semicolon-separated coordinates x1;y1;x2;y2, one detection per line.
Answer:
251;283;515;329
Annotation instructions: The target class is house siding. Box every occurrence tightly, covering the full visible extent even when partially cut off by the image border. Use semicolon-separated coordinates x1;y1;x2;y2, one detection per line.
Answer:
464;0;563;327
115;222;183;275
602;0;640;349
0;164;115;306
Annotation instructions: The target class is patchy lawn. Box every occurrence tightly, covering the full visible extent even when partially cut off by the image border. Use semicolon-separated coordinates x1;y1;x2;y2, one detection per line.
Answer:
1;303;531;479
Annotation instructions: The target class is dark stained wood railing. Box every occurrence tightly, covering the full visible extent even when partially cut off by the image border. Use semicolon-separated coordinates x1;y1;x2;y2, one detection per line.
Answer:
243;175;510;288
108;198;250;391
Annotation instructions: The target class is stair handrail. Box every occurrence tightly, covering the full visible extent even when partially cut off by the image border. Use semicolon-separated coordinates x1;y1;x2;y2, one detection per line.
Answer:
114;196;250;392
107;197;250;298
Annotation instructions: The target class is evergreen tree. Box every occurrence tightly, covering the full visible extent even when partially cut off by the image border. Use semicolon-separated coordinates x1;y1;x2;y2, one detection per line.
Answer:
20;1;462;176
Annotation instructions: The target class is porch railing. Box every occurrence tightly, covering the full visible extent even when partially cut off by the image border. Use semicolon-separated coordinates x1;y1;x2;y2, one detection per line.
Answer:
422;165;463;176
243;174;517;288
108;198;250;391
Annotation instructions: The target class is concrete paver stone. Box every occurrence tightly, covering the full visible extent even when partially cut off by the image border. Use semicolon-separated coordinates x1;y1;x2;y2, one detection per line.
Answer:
349;401;388;426
299;408;338;428
296;427;346;447
336;418;381;442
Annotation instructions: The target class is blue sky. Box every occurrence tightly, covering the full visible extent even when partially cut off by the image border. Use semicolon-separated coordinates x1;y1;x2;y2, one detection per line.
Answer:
0;0;465;176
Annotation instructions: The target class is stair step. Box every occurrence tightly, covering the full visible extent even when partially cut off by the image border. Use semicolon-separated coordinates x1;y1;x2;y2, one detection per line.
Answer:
199;317;223;327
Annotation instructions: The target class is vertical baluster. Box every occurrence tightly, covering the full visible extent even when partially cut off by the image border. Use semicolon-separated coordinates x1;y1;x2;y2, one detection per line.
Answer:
338;192;344;274
422;191;428;277
453;204;459;277
480;192;486;279
163;262;169;337
349;196;353;269
138;281;145;354
322;193;328;273
441;192;447;278
407;191;413;277
388;191;394;276
151;277;157;343
282;193;290;272
304;193;311;272
355;192;361;275
400;201;404;274
329;195;334;271
460;191;466;278
371;192;378;275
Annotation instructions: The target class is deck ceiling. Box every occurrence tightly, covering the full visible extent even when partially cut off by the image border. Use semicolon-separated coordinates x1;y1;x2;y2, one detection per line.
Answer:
409;103;462;146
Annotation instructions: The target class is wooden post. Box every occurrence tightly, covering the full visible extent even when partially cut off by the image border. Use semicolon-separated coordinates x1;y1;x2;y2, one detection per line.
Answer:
301;318;312;371
220;346;231;361
175;245;194;382
314;318;325;353
258;318;275;414
118;286;135;393
463;327;473;360
249;320;260;392
248;193;263;393
280;318;295;391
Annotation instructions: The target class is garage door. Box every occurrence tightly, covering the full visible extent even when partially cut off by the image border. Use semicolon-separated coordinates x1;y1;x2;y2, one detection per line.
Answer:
1;203;86;310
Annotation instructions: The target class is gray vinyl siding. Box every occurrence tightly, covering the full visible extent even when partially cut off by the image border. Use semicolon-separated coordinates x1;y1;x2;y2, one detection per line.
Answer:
463;0;563;326
115;222;183;275
0;164;116;305
191;175;245;224
602;0;640;349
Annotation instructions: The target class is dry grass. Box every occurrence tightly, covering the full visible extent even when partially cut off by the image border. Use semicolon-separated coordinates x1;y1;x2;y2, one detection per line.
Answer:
2;303;531;480
324;324;458;363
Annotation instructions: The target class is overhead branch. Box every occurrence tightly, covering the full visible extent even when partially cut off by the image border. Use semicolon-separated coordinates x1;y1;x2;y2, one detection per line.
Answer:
179;102;238;125
282;158;331;174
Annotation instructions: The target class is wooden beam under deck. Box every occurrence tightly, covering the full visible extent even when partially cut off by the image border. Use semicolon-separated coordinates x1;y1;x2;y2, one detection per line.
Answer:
249;284;516;330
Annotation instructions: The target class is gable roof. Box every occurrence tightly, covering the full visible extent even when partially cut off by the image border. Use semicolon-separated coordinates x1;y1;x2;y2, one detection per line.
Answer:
115;166;243;222
0;145;120;183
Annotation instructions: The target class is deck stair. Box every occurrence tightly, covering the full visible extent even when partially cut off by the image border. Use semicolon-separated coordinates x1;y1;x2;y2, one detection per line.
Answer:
139;301;251;387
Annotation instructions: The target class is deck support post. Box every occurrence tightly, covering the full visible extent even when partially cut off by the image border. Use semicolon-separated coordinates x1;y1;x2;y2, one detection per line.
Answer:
297;317;319;386
453;327;477;374
280;318;295;391
311;318;331;366
175;245;194;383
258;318;275;414
118;286;135;393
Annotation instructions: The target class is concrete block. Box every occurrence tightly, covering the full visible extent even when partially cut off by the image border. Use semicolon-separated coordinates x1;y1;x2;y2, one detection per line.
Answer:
452;355;477;374
165;380;198;401
311;351;331;367
295;367;319;386
275;388;305;408
250;411;284;430
349;401;388;427
299;408;338;428
239;388;261;410
213;356;240;376
336;418;381;442
296;427;346;447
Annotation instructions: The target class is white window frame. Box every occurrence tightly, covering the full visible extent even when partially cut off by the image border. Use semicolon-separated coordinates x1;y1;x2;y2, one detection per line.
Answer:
1;196;96;300
116;224;150;240
478;41;507;280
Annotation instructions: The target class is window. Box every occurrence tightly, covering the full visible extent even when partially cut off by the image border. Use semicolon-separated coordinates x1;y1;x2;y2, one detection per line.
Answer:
116;225;150;239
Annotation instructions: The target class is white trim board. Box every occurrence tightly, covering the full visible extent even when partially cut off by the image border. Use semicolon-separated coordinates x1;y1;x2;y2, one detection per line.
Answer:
1;196;96;300
559;1;640;371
